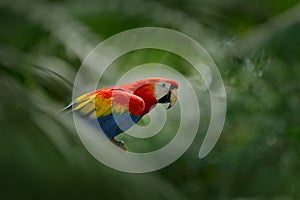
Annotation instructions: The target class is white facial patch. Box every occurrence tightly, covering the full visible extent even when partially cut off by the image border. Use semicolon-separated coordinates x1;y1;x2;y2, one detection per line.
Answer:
155;82;171;100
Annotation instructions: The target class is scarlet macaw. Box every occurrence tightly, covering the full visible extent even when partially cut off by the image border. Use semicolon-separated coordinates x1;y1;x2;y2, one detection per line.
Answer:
64;78;178;150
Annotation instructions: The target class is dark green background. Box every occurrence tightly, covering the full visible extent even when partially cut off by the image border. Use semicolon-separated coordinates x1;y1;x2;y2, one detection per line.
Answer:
0;0;300;199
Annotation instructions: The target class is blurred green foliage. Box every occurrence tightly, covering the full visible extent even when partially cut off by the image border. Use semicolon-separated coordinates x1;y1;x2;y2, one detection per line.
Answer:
0;0;300;199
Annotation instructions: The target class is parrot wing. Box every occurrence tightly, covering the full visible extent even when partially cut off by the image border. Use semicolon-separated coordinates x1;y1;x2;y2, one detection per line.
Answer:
65;88;145;138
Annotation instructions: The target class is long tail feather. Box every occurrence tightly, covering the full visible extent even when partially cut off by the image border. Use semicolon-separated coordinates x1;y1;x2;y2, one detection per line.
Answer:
59;104;73;112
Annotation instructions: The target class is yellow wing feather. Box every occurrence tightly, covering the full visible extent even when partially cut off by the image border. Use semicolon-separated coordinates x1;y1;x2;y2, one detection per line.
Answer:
71;89;144;119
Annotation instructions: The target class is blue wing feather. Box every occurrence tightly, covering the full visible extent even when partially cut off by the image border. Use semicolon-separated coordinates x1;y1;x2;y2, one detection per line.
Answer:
70;89;144;139
97;113;140;138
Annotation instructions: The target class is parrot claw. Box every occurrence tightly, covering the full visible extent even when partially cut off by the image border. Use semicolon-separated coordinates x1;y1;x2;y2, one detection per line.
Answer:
111;139;127;151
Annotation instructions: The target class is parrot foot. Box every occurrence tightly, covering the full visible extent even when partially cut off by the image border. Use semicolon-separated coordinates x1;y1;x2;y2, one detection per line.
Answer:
111;138;127;151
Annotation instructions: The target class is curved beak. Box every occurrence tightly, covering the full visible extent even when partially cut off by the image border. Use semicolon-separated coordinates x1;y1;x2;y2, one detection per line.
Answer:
157;89;178;109
167;89;178;109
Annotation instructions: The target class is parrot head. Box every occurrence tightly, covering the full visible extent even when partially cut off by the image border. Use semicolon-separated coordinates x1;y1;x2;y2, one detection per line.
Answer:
118;78;178;116
126;78;179;114
155;81;178;109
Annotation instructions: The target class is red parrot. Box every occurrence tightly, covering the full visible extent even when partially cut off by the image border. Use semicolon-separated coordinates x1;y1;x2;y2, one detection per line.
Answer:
64;78;179;150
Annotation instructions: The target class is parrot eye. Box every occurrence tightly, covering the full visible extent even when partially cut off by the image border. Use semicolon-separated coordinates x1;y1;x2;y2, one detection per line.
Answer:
157;82;171;89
